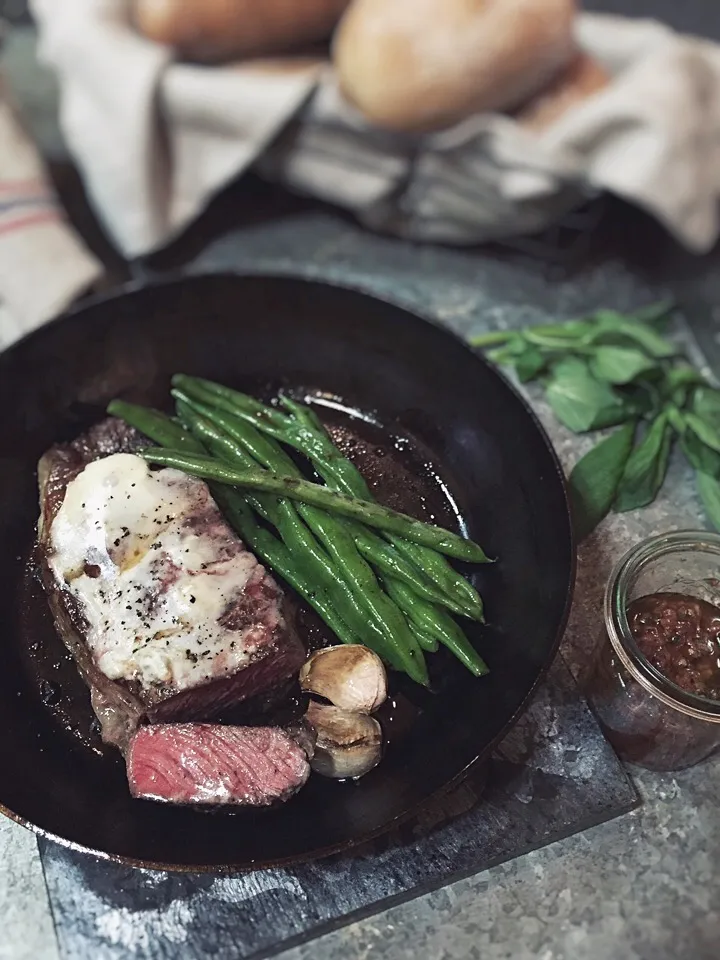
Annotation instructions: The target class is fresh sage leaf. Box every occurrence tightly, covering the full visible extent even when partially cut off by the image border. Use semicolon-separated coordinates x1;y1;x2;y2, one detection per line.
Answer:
507;335;531;356
589;345;658;385
667;366;705;391
693;387;720;429
589;403;636;430
631;300;675;326
633;378;662;415
673;387;690;408
530;321;594;340
488;347;517;365
666;366;705;406
696;470;720;532
682;430;720;478
624;382;659;419
524;329;586;350
515;346;546;382
468;330;514;348
487;334;528;365
546;359;626;433
666;405;687;435
569;423;635;541
614;414;672;512
685;412;720;454
589;311;676;359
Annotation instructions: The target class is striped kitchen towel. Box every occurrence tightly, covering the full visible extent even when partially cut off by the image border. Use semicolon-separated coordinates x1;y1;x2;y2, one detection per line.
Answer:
0;88;101;348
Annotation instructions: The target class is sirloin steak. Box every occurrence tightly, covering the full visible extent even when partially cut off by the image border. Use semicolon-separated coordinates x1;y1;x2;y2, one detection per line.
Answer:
38;418;305;751
127;723;314;805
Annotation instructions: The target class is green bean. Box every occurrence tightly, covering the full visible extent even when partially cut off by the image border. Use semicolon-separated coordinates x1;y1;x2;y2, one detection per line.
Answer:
305;510;429;681
172;377;487;617
174;393;300;475
409;622;440;653
107;400;205;453
172;375;288;433
176;401;427;683
348;521;474;617
107;401;360;646
142;448;488;562
390;539;484;619
383;577;489;677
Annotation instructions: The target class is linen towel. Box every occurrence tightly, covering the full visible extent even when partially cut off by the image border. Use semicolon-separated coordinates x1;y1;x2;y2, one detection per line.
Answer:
0;75;101;346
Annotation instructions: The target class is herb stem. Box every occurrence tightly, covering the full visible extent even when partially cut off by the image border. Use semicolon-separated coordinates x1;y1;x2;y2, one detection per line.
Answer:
469;330;513;347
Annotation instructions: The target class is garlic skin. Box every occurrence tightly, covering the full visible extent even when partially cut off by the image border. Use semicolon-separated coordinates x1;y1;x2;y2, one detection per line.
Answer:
306;702;382;779
299;645;387;714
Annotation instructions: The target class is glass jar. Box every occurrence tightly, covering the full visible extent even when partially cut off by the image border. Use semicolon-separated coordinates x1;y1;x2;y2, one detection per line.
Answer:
585;531;720;771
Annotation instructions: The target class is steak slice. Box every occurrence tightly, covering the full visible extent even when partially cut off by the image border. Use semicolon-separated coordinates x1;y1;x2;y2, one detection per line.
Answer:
37;418;306;752
126;724;312;806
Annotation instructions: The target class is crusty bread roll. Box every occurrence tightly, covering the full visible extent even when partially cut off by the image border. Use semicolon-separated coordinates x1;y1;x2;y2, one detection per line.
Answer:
133;0;352;62
333;0;577;133
516;52;610;131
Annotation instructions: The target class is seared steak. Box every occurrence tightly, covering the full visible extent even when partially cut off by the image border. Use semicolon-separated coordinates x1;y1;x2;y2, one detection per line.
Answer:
38;418;305;751
126;724;312;805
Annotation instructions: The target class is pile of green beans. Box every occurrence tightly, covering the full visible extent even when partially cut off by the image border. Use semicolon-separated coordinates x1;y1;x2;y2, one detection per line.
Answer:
175;378;487;619
107;378;490;683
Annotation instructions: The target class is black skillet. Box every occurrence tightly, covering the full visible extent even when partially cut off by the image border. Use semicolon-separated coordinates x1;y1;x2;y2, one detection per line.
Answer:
0;273;574;871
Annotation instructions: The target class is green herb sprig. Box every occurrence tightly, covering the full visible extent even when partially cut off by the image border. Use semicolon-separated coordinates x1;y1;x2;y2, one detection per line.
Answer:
471;302;720;539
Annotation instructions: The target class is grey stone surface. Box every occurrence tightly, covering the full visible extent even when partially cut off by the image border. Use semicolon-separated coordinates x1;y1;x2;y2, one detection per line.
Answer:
188;209;672;328
277;764;720;960
0;818;58;960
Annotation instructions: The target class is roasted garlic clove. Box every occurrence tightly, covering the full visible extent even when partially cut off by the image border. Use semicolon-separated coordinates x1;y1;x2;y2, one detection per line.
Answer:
299;644;387;714
306;701;383;779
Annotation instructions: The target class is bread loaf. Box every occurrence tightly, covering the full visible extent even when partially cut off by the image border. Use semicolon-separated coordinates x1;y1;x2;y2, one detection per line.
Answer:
133;0;351;62
333;0;577;133
516;53;610;131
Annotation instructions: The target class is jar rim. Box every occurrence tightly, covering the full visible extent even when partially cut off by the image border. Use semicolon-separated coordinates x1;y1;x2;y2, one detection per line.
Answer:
605;530;720;722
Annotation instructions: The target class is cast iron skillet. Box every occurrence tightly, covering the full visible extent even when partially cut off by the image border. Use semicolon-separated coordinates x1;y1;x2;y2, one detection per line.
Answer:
0;273;574;871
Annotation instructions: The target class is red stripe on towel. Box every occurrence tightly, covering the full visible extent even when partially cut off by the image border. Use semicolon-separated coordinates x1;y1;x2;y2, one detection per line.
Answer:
0;209;61;238
0;178;48;196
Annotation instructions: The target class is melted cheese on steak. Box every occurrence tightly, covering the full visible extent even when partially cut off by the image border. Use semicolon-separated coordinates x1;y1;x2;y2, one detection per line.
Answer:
49;453;272;691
